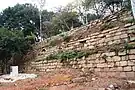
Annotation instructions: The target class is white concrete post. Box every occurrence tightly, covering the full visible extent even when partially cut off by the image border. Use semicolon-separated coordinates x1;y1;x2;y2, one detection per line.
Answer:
10;66;18;76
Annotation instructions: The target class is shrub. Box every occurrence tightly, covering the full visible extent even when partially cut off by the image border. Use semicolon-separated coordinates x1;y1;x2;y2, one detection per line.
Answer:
124;18;135;24
46;50;90;60
125;43;135;50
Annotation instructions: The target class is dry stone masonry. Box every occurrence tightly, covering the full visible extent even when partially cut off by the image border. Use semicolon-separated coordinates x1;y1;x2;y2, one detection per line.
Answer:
29;24;135;79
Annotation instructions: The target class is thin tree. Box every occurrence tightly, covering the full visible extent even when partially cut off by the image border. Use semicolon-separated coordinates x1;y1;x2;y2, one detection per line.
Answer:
32;0;46;40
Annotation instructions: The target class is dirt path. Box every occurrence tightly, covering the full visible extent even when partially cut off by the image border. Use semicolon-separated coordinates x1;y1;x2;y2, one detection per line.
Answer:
0;69;134;90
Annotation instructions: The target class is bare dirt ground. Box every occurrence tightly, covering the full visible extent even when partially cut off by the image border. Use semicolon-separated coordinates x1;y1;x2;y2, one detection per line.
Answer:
0;68;134;90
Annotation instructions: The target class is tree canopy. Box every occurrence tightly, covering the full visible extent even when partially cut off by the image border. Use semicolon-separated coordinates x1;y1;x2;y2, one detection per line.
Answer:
0;3;39;36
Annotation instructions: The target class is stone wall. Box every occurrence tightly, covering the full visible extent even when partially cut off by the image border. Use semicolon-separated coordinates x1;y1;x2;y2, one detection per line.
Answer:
29;24;135;78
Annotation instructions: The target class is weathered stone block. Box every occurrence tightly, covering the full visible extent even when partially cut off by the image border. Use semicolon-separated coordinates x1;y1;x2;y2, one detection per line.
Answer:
87;60;95;64
106;57;113;62
128;61;134;66
115;62;120;66
126;72;135;78
121;56;128;61
96;54;101;58
129;55;135;60
123;66;132;71
108;41;113;45
120;34;128;39
117;67;123;71
98;34;104;38
88;46;95;49
106;34;111;38
112;40;121;44
115;32;122;36
120;61;128;66
107;63;115;67
91;32;100;36
84;44;88;47
78;60;85;64
112;56;121;61
130;37;135;42
120;72;127;78
132;66;135;71
105;52;115;57
105;38;111;42
129;49;135;54
113;35;120;40
118;51;126;56
97;63;107;68
103;68;110;71
98;43;104;47
98;88;106;90
109;67;117;71
95;68;101;72
86;64;93;68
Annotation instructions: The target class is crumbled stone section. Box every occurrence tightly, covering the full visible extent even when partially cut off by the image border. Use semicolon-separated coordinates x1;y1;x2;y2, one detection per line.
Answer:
0;74;37;83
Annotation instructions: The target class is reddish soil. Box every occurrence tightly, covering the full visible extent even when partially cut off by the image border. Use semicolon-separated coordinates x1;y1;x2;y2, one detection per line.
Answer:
0;68;134;90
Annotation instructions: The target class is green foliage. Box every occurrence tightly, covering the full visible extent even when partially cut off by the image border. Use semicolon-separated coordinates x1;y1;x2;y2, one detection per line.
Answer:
42;10;54;21
125;43;135;50
25;33;36;44
124;18;135;24
0;28;32;74
0;3;39;36
52;10;82;33
123;0;131;10
46;50;90;60
87;14;101;22
81;0;130;19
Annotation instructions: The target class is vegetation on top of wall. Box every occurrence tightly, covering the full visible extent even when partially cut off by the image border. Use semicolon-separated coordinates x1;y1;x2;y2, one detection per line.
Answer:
46;50;90;60
125;43;135;50
124;18;135;24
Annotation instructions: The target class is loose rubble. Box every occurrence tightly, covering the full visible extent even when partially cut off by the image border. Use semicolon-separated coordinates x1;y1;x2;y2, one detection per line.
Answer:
0;74;37;82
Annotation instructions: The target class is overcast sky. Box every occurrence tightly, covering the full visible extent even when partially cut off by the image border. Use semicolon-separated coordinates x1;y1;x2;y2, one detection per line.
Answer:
0;0;75;11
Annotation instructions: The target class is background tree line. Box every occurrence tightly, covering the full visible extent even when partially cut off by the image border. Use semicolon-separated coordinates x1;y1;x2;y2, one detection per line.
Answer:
0;0;131;38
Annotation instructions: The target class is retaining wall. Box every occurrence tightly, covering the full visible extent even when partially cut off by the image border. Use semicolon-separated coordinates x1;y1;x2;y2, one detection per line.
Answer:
29;25;135;78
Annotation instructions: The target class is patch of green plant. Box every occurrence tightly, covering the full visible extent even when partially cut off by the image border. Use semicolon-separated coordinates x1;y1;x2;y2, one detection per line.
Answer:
46;50;90;60
124;18;135;24
46;54;58;60
125;43;135;50
59;33;65;37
